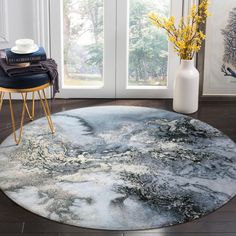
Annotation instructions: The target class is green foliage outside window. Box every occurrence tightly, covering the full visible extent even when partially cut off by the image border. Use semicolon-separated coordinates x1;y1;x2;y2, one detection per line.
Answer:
63;0;169;86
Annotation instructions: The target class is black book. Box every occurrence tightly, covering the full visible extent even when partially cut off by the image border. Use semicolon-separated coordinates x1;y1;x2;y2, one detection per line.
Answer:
5;47;47;64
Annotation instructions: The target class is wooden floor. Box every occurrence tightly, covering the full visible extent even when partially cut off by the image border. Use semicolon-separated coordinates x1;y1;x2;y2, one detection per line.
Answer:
0;99;236;236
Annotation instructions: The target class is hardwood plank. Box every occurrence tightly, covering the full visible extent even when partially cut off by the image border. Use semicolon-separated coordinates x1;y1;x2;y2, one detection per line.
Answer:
0;223;23;233
0;234;59;236
23;222;122;234
60;233;124;236
127;222;236;233
0;211;50;223
125;233;236;236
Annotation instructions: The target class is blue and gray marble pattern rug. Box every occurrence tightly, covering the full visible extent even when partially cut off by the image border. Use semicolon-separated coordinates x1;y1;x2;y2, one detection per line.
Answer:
0;106;236;230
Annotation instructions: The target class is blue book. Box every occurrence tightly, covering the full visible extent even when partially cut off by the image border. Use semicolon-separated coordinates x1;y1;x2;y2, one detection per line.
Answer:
5;47;47;64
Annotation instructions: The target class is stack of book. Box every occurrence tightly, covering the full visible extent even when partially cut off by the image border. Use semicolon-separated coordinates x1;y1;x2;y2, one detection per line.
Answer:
5;47;47;65
0;44;59;97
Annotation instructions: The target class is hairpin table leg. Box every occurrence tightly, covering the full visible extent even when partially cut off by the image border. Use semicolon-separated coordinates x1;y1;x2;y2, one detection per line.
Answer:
38;90;55;134
0;92;4;112
9;92;27;145
22;92;35;121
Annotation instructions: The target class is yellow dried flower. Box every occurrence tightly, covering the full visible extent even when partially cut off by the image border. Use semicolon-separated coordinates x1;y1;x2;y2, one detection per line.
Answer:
148;1;211;60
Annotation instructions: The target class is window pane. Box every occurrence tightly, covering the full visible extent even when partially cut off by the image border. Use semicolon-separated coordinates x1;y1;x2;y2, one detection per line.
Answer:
128;0;170;87
63;0;104;87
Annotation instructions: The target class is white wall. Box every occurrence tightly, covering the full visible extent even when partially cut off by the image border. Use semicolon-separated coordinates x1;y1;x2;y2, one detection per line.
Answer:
0;0;50;54
0;0;50;99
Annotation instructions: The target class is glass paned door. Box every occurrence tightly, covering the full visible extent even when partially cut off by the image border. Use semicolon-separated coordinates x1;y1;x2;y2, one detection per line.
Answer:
50;0;182;98
63;0;104;87
128;0;169;87
116;0;182;98
50;0;116;98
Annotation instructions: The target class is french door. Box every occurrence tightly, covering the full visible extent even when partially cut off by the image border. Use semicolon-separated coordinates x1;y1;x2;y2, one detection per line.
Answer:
50;0;183;98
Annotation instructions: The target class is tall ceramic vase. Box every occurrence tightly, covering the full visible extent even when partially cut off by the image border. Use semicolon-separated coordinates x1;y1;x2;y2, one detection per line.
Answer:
173;59;200;114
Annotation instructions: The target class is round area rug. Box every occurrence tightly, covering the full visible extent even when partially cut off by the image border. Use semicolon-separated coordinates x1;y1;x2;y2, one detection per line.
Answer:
0;106;236;230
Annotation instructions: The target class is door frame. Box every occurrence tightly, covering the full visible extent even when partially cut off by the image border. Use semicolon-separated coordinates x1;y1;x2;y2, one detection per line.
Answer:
50;0;116;98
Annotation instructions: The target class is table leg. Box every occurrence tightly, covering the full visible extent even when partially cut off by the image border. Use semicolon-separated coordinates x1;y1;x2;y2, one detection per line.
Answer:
0;92;4;112
22;92;35;121
9;93;27;145
32;92;35;119
38;90;55;134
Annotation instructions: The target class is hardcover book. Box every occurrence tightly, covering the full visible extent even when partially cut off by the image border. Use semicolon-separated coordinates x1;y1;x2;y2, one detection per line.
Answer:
5;47;47;64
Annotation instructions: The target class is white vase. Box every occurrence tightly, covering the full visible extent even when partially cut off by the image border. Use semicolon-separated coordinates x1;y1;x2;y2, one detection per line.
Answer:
173;59;200;114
